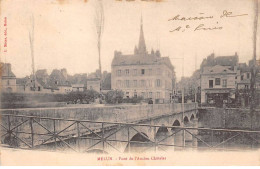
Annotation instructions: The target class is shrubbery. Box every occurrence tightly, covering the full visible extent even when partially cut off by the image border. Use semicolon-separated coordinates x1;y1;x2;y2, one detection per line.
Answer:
122;96;143;104
66;90;99;104
0;90;100;107
105;90;124;104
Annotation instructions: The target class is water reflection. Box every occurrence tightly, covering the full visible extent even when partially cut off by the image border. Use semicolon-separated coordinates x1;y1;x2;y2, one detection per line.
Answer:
125;119;260;153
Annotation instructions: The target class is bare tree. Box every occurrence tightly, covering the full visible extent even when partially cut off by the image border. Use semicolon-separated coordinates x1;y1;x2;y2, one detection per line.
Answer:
29;14;36;91
95;0;105;94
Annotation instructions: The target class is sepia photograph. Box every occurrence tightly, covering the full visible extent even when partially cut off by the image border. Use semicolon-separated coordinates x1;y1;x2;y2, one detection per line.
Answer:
0;0;260;166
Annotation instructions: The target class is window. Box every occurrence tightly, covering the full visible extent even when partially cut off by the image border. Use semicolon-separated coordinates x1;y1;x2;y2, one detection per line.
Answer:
134;92;137;98
209;80;213;88
247;73;250;79
116;80;121;88
149;69;153;75
117;70;121;76
133;69;137;76
125;80;130;88
141;69;145;75
141;80;145;87
149;92;153;98
148;80;152;87
222;79;227;88
125;69;129;76
215;78;220;85
141;92;145;98
133;80;137;87
241;75;244;80
156;92;161;99
38;86;41;91
156;79;161;87
245;85;249;89
7;80;9;85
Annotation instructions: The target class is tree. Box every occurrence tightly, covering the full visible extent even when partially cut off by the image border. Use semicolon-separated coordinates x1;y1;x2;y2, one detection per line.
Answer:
67;90;99;104
95;0;105;93
105;90;124;104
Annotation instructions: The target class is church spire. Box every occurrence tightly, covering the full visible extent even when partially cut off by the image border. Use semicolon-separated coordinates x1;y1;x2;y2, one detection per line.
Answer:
137;15;147;55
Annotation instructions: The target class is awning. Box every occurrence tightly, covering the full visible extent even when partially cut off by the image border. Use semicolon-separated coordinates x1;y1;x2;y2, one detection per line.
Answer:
204;89;235;94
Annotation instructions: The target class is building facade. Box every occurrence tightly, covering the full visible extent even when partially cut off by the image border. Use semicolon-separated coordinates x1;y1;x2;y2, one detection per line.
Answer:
111;18;175;103
201;65;237;106
72;84;86;92
87;78;100;92
0;63;17;92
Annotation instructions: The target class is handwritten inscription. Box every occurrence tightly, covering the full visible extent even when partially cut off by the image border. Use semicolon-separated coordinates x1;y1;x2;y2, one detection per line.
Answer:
4;17;7;52
220;10;248;18
169;10;248;32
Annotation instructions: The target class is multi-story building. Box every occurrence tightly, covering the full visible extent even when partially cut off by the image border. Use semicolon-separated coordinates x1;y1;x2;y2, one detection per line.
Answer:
0;62;17;92
236;60;260;107
201;65;237;106
111;18;175;103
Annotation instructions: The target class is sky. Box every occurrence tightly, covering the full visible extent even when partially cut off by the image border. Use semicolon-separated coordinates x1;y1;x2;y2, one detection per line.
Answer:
1;0;260;81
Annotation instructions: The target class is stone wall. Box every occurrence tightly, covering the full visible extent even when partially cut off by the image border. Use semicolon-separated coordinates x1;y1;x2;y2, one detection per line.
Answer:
198;108;260;130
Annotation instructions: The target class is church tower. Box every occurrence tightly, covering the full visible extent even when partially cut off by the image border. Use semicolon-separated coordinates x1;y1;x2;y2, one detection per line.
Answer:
136;15;147;55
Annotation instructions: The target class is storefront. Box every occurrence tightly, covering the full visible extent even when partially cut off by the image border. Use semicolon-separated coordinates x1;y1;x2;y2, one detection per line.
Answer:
205;89;235;107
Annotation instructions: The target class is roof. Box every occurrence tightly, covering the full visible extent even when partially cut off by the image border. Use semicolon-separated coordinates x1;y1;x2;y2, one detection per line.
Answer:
87;78;100;81
238;63;250;72
202;65;236;75
200;53;238;69
1;63;16;78
111;53;174;70
214;55;238;66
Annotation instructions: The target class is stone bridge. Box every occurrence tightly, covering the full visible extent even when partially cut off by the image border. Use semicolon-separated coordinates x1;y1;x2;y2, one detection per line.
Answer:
0;103;198;153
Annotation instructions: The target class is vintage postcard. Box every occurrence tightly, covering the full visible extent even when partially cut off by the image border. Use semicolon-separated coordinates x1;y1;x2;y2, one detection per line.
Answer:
0;0;260;166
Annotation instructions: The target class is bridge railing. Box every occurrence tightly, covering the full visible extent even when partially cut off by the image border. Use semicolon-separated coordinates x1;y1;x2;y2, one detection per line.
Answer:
1;113;259;153
0;103;197;131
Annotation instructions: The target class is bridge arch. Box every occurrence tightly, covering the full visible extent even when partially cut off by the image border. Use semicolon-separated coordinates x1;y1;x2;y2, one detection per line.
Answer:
172;120;180;127
190;114;195;121
184;116;189;125
156;125;169;138
124;132;152;153
130;132;150;142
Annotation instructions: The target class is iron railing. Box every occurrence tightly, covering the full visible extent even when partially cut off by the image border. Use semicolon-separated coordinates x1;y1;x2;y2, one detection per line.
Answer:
1;113;260;153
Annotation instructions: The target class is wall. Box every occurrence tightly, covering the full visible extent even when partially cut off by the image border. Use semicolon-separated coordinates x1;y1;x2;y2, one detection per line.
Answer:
198;108;260;130
1;78;17;92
